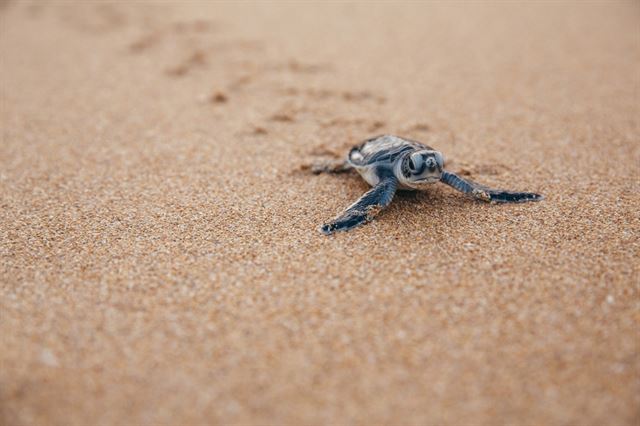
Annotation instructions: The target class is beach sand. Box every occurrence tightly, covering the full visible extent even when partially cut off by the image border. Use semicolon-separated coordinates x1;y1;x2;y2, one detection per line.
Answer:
1;1;639;425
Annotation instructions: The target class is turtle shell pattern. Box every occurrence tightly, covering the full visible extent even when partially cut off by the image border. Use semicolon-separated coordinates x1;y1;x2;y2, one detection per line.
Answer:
348;135;434;168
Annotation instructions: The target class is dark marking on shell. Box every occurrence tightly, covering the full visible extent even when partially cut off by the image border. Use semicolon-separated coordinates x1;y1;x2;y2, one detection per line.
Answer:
349;135;432;167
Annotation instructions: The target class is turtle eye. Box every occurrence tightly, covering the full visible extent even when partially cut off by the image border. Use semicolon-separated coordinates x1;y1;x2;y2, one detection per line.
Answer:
408;158;416;171
426;157;437;171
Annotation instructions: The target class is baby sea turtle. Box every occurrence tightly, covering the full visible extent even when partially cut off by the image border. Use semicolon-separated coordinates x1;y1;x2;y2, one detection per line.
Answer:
313;135;543;235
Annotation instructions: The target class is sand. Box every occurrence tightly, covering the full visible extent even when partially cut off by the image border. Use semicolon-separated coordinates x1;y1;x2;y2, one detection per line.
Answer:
1;1;639;425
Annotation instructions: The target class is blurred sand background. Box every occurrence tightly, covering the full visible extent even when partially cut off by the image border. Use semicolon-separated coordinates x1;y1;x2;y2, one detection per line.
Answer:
1;1;639;425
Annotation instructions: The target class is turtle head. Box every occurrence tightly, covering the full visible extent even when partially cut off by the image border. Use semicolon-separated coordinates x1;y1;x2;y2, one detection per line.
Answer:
399;150;444;188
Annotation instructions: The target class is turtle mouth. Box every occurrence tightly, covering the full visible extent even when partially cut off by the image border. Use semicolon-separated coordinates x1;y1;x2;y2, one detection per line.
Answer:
413;177;440;183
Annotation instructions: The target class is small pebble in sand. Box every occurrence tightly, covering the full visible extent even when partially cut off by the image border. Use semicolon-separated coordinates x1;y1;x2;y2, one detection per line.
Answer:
211;92;228;103
39;348;59;367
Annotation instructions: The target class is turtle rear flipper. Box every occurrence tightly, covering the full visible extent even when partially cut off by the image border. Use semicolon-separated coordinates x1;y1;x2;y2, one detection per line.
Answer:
440;171;543;203
321;176;397;235
309;159;353;174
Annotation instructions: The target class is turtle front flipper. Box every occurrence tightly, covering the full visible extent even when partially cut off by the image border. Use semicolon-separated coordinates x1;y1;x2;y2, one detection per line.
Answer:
440;171;543;203
321;176;397;235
